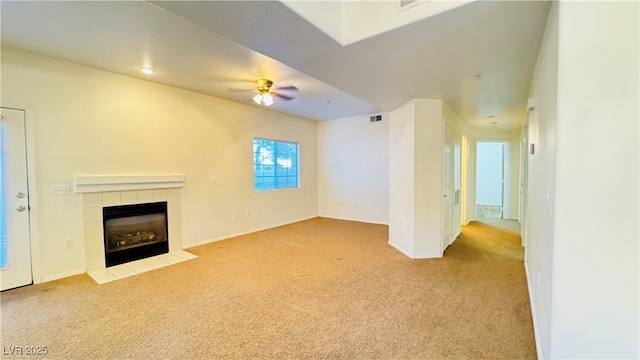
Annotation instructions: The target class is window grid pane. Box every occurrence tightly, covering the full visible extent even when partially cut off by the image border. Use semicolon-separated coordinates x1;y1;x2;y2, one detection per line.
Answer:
253;138;299;190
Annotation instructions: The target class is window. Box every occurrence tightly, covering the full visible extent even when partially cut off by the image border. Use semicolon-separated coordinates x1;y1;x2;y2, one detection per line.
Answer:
253;138;299;190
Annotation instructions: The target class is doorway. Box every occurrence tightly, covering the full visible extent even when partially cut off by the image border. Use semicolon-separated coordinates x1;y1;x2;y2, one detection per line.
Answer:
475;141;508;220
1;107;33;291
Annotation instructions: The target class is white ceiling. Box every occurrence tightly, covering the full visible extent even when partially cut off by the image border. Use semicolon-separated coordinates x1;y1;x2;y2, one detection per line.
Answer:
1;1;550;129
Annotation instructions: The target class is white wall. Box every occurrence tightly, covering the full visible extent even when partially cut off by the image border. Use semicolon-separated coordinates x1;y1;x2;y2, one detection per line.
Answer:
342;0;472;44
525;1;639;358
389;99;446;258
388;101;416;256
413;99;444;257
550;1;639;358
1;47;318;281
524;2;559;358
317;114;389;224
280;1;344;44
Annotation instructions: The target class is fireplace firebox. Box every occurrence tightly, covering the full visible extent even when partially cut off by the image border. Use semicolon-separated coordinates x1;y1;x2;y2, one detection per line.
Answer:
103;202;169;267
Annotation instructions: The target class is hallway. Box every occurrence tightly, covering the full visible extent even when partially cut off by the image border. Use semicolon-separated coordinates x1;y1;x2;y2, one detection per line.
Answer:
455;219;524;261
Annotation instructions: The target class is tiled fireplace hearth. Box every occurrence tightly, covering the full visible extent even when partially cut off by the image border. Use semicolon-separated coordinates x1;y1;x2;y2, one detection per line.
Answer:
76;175;196;283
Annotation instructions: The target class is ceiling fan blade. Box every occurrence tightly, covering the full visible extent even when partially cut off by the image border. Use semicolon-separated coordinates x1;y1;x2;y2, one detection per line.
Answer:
227;87;255;93
274;93;295;101
275;85;298;92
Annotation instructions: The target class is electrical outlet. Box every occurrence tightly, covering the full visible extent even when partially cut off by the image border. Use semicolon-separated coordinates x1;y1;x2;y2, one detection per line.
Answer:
52;184;70;196
234;212;239;219
64;238;73;249
246;210;250;217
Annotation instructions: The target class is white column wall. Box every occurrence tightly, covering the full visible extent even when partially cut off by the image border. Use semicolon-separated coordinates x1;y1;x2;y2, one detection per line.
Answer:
388;101;416;256
550;1;639;358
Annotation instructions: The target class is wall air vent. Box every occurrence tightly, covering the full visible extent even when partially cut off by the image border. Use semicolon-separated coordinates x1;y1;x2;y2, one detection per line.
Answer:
398;0;428;12
370;115;383;123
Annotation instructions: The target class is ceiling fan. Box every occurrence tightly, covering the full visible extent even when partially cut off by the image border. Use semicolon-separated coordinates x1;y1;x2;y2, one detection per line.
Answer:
229;79;298;106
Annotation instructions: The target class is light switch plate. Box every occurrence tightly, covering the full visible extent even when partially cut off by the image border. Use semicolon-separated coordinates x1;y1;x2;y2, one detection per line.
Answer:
52;184;70;195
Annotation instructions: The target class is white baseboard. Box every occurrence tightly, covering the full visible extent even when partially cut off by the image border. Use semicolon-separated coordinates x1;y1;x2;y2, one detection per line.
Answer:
413;252;443;259
41;268;86;283
388;240;413;258
184;216;318;248
388;241;442;259
524;260;544;359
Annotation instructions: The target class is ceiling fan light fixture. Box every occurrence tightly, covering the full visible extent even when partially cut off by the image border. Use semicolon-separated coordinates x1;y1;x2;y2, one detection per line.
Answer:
252;93;263;104
263;93;274;106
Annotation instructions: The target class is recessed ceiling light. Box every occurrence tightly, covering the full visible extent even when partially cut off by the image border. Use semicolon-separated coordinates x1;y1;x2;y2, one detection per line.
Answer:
138;66;155;75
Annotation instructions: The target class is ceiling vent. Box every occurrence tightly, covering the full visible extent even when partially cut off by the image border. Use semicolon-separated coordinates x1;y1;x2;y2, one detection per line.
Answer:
398;0;428;12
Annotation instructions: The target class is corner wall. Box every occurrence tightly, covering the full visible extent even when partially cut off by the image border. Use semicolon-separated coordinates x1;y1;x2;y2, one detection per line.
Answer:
1;47;318;282
388;99;445;258
317;114;389;224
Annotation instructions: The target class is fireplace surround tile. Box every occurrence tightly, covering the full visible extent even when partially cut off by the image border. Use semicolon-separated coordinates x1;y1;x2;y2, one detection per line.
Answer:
82;187;183;273
83;207;101;223
127;261;154;274
108;265;136;279
120;191;138;205
83;193;102;208
102;192;121;206
152;189;167;202
168;200;181;224
88;250;197;284
167;189;180;200
137;190;153;203
84;222;102;239
85;237;104;270
88;269;118;284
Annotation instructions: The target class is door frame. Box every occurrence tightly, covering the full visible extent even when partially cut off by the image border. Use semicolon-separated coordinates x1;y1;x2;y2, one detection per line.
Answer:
1;105;41;285
461;136;469;225
474;140;510;219
442;121;454;252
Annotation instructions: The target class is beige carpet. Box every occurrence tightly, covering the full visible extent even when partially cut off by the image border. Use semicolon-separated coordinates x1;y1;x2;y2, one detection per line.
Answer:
1;217;536;359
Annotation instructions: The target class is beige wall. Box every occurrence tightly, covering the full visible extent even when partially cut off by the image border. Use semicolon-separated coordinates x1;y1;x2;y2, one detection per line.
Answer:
525;1;639;358
317;113;389;225
1;47;318;282
550;1;638;357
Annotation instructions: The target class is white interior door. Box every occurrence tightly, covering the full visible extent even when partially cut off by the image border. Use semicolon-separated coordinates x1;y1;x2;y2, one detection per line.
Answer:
442;123;453;252
1;107;32;291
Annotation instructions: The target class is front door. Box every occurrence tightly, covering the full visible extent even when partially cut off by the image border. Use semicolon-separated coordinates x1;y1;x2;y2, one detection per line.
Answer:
1;107;32;291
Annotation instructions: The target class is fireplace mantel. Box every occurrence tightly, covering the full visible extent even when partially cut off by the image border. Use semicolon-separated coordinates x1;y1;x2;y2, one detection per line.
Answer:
74;175;185;193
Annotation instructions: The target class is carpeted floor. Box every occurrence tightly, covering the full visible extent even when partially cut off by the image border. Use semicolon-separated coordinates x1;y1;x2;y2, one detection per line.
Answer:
0;217;536;359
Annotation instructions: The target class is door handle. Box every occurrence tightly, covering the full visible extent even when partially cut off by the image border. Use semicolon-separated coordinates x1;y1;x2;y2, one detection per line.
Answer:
16;192;26;199
16;205;26;212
